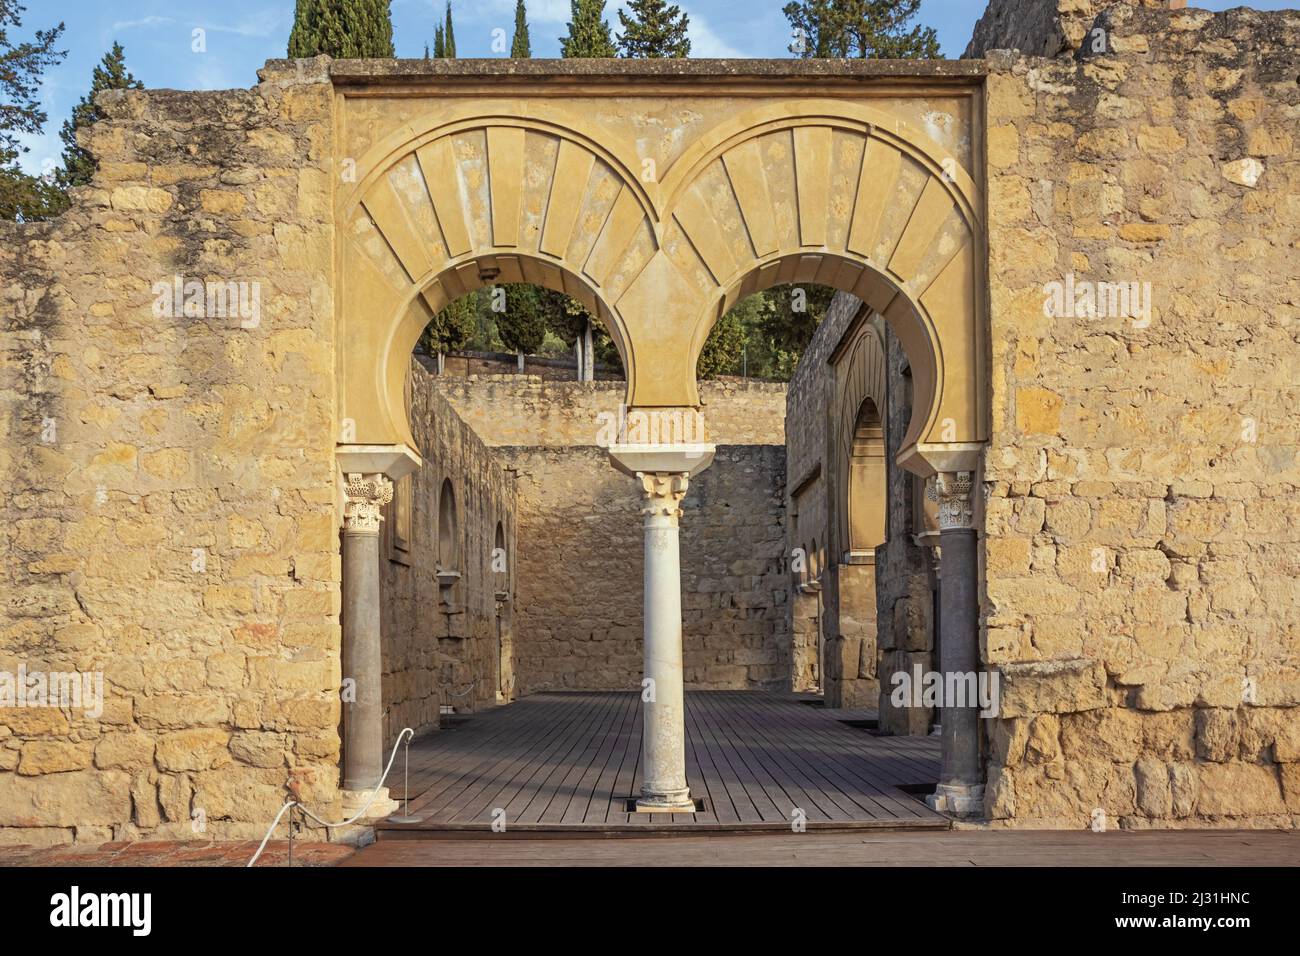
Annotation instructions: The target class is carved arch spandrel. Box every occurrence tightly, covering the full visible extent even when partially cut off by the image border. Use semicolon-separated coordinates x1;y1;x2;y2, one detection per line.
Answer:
650;100;986;475
337;106;661;448
336;98;986;476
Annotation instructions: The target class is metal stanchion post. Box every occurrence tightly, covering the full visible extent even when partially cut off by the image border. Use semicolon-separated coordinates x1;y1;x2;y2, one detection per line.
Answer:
386;731;423;824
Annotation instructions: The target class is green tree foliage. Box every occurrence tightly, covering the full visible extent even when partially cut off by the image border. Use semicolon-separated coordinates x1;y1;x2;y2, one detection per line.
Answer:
511;0;531;58
421;289;480;355
542;292;588;347
287;0;395;58
493;284;557;355
431;2;457;58
696;307;746;378
696;284;836;379
560;0;616;57
58;42;141;192
783;0;939;59
617;0;690;57
0;0;66;221
442;2;456;57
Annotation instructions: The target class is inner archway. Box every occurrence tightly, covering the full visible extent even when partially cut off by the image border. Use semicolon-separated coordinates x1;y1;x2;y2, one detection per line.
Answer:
332;75;990;825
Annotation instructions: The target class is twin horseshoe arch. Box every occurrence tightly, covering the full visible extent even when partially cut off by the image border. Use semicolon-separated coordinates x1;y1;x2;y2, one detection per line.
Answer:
337;97;987;477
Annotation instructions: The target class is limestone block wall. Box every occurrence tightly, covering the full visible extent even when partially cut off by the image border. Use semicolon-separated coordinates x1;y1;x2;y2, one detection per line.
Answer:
0;66;342;844
982;5;1300;827
378;357;515;747
782;354;826;694
435;379;789;693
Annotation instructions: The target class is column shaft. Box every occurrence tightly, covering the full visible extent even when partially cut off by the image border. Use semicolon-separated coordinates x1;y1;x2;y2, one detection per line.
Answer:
640;505;690;806
339;474;398;817
928;471;985;815
342;522;383;791
937;524;980;789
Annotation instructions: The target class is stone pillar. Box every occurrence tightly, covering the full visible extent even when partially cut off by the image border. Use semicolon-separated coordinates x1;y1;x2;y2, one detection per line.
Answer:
927;471;984;815
609;444;714;812
340;473;399;817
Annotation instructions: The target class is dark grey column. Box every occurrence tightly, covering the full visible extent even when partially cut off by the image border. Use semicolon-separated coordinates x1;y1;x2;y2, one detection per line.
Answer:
340;473;398;816
927;471;984;815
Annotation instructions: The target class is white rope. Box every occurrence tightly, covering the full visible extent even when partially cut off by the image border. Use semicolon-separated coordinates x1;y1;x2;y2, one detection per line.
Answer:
247;727;414;867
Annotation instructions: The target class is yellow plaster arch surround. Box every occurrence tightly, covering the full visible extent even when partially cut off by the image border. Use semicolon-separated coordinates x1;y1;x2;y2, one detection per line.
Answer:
338;97;987;476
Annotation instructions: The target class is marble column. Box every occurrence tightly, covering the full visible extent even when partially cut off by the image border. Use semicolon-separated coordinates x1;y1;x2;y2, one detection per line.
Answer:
609;444;714;812
340;473;399;817
927;471;984;815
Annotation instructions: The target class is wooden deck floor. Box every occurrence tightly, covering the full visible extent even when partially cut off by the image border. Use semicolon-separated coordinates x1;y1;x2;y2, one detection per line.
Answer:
376;691;947;835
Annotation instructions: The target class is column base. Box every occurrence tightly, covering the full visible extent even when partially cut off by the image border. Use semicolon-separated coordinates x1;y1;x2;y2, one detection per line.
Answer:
926;783;985;817
340;786;400;820
635;787;696;813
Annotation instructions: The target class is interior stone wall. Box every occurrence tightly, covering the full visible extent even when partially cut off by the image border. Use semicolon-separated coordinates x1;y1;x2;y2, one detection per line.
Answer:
982;4;1300;827
875;327;938;736
435;379;790;694
785;293;902;709
378;357;515;747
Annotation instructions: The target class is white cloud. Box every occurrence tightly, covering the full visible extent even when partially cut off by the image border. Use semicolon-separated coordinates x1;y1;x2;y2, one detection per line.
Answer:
110;16;175;33
197;6;288;39
684;9;748;58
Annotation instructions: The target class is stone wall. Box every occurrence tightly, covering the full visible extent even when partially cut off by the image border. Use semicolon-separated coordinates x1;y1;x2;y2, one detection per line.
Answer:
0;69;342;844
981;4;1300;827
378;357;515;747
439;350;623;382
964;0;1180;59
435;378;786;448
436;379;789;694
785;293;913;710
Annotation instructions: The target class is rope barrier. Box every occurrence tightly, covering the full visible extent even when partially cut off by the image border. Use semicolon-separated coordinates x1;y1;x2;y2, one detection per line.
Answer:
247;727;414;867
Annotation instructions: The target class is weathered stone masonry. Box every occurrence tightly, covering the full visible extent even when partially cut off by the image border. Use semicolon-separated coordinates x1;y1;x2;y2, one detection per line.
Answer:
379;357;516;746
1;73;344;843
978;4;1300;827
436;378;789;695
0;1;1296;843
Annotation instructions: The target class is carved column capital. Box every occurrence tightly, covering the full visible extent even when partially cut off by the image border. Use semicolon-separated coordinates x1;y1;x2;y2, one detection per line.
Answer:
931;471;975;532
343;473;393;535
636;471;690;519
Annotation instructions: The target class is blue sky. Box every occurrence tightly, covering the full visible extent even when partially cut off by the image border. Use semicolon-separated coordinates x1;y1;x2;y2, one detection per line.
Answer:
13;0;1292;174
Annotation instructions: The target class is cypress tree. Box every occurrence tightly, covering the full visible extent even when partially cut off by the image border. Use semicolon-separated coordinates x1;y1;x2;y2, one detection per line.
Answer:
58;42;142;190
617;0;690;58
510;0;531;58
443;2;456;57
287;0;395;58
560;0;616;58
433;24;444;58
494;285;552;366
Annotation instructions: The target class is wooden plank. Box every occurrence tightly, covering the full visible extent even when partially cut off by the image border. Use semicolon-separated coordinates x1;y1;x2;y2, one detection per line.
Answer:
564;690;638;824
377;691;949;834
